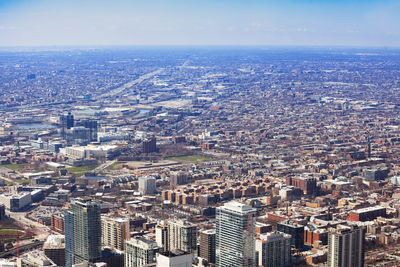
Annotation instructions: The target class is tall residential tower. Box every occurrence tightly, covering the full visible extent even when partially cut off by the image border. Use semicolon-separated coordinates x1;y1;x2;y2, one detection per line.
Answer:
65;198;101;267
216;201;256;267
327;226;365;267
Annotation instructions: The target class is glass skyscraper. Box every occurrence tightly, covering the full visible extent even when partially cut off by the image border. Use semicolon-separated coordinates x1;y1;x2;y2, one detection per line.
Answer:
216;201;256;267
65;198;101;267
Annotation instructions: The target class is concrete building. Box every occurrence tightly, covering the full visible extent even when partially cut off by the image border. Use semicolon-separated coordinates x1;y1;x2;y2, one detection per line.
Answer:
17;251;57;267
216;201;256;267
170;172;188;187
65;198;101;267
155;223;169;252
168;220;197;254
43;235;66;267
199;229;216;265
142;136;157;153
348;206;386;222
124;237;159;267
0;192;31;211
101;216;130;251
155;251;193;267
277;220;304;250
138;176;156;195
363;168;389;181
255;231;291;267
327;226;365;267
61;145;119;160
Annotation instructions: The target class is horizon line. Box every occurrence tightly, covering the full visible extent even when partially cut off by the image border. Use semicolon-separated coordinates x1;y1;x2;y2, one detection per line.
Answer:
1;44;400;51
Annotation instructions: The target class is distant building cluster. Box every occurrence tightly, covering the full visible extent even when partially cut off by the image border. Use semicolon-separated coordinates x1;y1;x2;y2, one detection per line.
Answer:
1;48;400;266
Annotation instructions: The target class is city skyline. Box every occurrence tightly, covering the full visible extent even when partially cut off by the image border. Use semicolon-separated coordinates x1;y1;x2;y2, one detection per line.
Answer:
0;1;399;265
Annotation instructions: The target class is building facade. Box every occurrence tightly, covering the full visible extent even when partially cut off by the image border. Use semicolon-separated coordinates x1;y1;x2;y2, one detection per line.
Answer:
168;220;197;254
124;237;159;267
65;198;101;267
277;220;304;250
155;223;169;252
138;176;156;195
255;231;291;267
199;229;216;265
101;216;130;251
155;251;193;267
216;201;256;267
142;137;156;153
327;226;365;267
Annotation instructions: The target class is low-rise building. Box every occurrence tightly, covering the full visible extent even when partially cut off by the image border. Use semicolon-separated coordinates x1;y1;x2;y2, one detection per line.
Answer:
0;192;31;211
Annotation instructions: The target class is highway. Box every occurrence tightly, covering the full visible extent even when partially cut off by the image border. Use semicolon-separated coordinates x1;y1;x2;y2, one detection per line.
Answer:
97;68;164;99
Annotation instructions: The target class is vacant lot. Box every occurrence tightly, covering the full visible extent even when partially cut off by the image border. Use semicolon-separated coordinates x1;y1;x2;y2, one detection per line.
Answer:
61;165;98;177
2;164;24;171
167;155;212;164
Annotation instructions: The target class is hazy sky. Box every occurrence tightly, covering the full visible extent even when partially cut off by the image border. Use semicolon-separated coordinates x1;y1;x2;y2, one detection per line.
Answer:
0;0;400;47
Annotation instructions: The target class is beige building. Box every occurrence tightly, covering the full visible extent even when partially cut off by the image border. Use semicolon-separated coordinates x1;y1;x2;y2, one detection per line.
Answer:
168;220;197;254
327;226;365;267
101;216;130;251
155;222;169;252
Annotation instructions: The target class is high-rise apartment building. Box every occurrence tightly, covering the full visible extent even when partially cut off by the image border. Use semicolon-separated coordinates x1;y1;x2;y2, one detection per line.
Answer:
142;136;157;153
327;226;365;267
124;237;159;267
168;220;197;254
138;176;156;195
216;201;256;267
199;229;216;264
277;220;304;249
65;198;101;267
155;223;169;252
255;231;291;267
170;171;188;187
101;216;130;251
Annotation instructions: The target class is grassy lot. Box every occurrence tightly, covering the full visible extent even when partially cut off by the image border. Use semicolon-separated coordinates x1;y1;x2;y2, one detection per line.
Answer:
16;179;31;184
106;161;126;170
0;229;24;235
66;165;97;173
0;219;24;241
0;219;22;231
63;165;98;177
2;164;23;171
167;155;212;164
